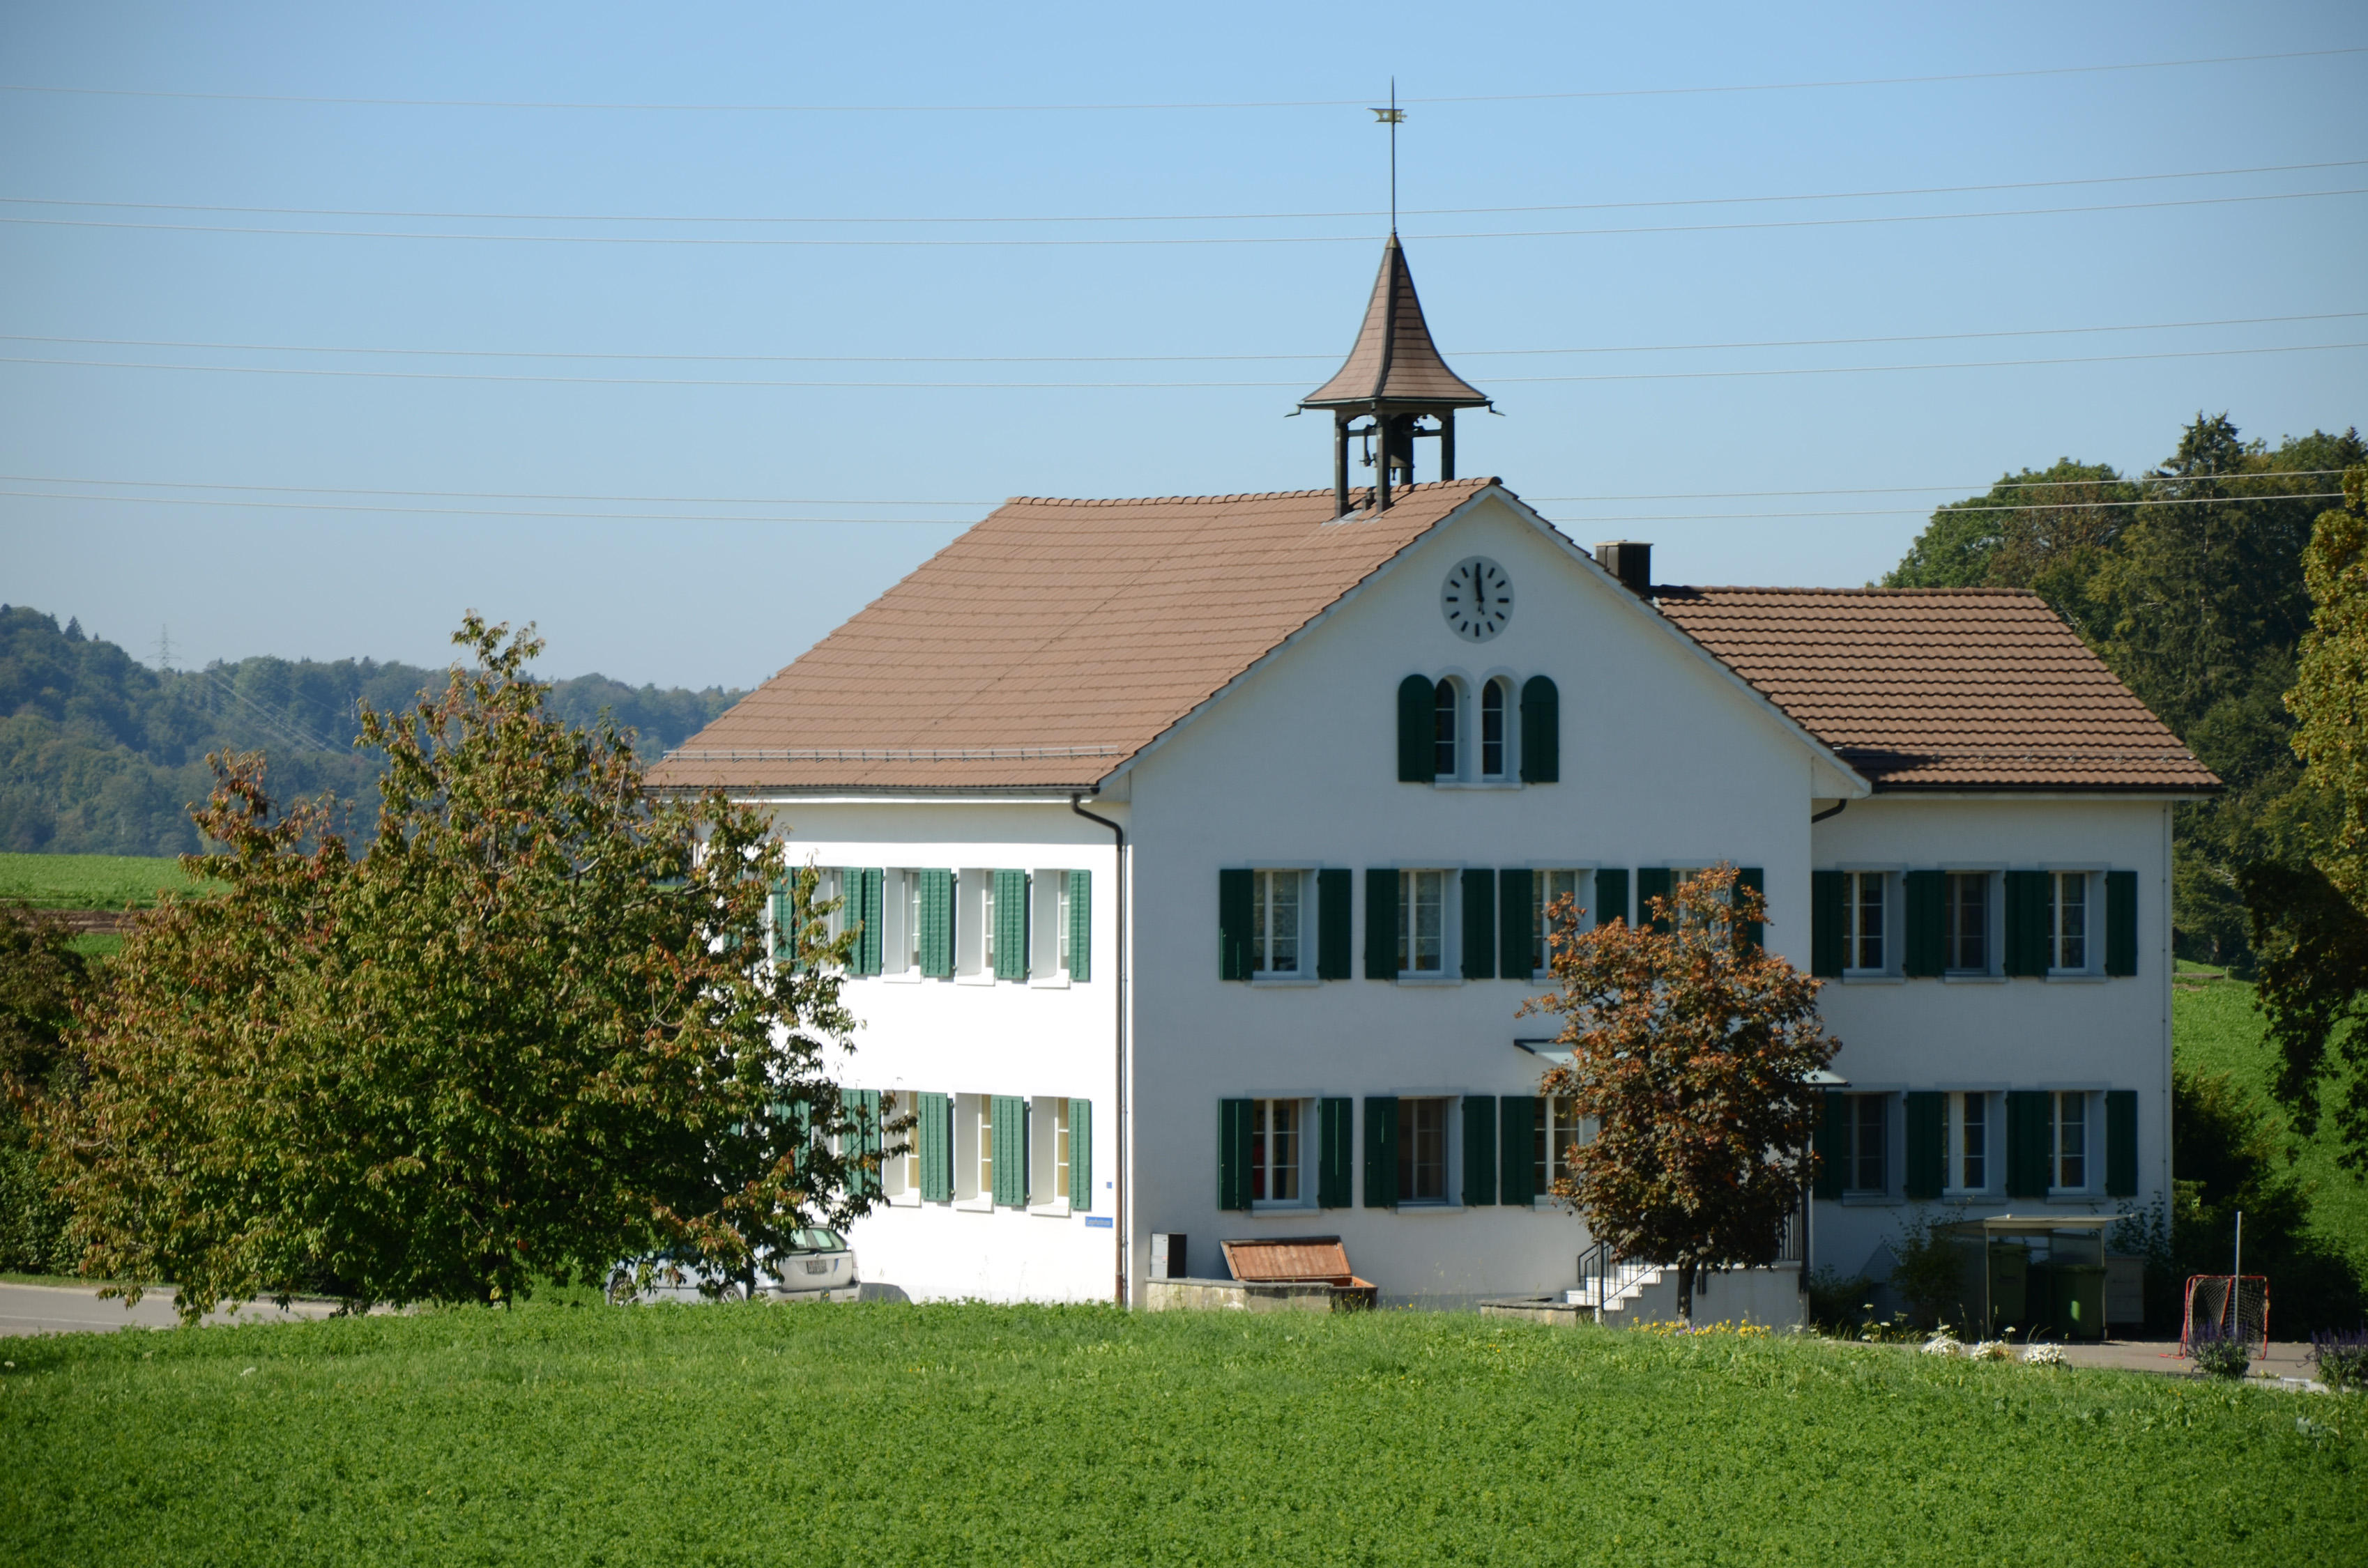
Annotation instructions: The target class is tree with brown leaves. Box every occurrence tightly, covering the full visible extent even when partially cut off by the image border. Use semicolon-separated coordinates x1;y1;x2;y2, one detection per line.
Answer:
1523;864;1837;1321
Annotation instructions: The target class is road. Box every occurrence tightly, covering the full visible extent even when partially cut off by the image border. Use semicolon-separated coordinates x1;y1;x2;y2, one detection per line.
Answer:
0;1280;342;1337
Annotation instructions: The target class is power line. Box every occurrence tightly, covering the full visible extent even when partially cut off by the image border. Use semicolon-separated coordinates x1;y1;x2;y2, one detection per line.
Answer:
7;184;2359;247
1;46;2358;112
11;310;2360;368
4;487;2342;526
6;339;2361;389
8;157;2358;227
6;470;2352;509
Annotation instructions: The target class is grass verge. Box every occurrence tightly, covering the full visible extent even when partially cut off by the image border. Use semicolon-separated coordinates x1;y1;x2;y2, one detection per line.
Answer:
2174;974;2368;1282
1;1301;2357;1565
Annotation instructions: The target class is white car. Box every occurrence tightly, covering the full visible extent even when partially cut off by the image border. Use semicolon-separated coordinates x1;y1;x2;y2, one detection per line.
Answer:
609;1228;860;1305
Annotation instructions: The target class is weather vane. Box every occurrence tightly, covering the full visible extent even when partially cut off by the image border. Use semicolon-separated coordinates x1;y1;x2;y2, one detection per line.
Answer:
1370;79;1404;232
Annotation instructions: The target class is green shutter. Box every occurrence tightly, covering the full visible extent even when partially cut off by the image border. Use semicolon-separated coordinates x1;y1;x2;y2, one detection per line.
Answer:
1316;868;1352;980
1811;870;1846;978
1462;1096;1498;1205
2105;1089;2138;1197
1812;1091;1847;1200
1594;868;1628;930
1067;870;1092;983
1461;868;1497;981
1365;868;1398;979
2105;870;2138;976
919;870;954;978
1363;1096;1399;1208
1397;675;1435;783
2006;1090;2052;1197
1903;870;1944;978
1219;1098;1253;1210
2003;871;2050;977
1637;868;1674;934
1069;1096;1093;1211
992;1095;1028;1206
993;869;1029;981
1903;1091;1945;1200
858;868;885;976
1218;868;1254;981
840;1088;883;1197
1736;866;1766;953
1498;867;1535;978
918;1091;952;1201
768;886;791;962
1519;675;1560;783
1499;1096;1538;1205
1317;1097;1354;1208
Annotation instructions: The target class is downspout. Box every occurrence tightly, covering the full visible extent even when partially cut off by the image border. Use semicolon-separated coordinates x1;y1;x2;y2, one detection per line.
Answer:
1071;793;1128;1307
1810;798;1848;825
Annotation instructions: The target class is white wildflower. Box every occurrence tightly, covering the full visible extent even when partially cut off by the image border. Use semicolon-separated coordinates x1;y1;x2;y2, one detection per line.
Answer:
2022;1344;2068;1367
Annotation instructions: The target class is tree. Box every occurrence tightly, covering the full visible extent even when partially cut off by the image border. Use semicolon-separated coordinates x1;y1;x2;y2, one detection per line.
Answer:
2290;463;2368;912
40;617;885;1320
1522;865;1836;1321
0;902;93;1273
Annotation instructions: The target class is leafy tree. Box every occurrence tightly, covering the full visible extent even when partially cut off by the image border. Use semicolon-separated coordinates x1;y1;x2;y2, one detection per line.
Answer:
40;617;882;1320
0;902;93;1273
2290;464;2368;912
1523;866;1836;1321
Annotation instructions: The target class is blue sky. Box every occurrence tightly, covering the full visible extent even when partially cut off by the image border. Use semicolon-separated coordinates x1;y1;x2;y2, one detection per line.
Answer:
3;1;2363;689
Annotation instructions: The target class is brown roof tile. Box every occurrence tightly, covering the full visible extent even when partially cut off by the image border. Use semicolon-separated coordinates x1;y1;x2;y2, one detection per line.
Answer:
1654;586;2220;792
648;479;1498;792
1299;235;1490;410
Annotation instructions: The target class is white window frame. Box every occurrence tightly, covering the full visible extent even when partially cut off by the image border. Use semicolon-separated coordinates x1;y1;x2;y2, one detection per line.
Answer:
2044;868;2100;977
1532;1092;1591;1203
1249;1097;1314;1210
1028;869;1075;987
954;870;995;984
882;1088;924;1206
1944;1090;1995;1196
1941;869;1999;978
2050;1089;2094;1194
1842;868;1894;977
1525;867;1592;980
1476;674;1517;783
1028;1096;1072;1215
1844;1092;1891;1198
1396;1094;1456;1207
1246;867;1315;983
954;1092;995;1210
1396;867;1457;982
1433;675;1465;782
880;869;924;983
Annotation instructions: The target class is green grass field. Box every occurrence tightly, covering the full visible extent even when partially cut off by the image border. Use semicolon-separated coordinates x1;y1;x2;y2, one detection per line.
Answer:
2173;973;2368;1281
0;851;201;910
1;1301;2356;1566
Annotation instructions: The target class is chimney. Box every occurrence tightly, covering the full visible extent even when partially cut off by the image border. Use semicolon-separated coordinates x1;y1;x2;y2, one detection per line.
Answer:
1595;540;1653;597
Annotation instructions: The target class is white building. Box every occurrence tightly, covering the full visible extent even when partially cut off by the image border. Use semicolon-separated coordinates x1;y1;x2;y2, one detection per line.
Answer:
651;240;2215;1313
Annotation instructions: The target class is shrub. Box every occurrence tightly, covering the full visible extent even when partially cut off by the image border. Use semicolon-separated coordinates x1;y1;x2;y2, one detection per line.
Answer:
2190;1321;2254;1379
1888;1209;1969;1330
2307;1327;2368;1392
1805;1267;1871;1330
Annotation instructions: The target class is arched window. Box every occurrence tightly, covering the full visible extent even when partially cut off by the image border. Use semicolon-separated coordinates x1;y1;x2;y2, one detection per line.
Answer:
1481;678;1510;780
1433;678;1460;779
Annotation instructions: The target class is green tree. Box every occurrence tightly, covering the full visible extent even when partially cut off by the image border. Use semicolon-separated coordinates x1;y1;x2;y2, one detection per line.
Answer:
41;617;883;1320
1524;866;1835;1321
0;902;93;1273
2290;464;2368;911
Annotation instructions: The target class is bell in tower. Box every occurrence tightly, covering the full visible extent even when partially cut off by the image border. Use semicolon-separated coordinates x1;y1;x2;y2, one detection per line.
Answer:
1299;233;1492;516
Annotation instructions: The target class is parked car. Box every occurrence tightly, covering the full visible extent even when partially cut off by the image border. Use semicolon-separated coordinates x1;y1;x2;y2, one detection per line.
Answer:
608;1229;860;1305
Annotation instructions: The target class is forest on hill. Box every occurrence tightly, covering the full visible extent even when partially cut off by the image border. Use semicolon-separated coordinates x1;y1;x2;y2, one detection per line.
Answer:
1884;412;2364;970
0;607;744;855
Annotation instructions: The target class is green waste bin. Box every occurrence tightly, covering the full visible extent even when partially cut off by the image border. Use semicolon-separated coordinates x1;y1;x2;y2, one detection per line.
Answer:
2051;1263;2107;1342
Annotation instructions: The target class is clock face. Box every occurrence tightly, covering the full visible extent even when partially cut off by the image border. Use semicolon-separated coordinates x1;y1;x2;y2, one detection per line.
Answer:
1442;555;1513;641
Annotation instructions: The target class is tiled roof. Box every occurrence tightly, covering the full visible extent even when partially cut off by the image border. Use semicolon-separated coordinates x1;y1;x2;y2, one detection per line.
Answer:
1299;235;1491;410
648;479;1497;792
1654;586;2220;792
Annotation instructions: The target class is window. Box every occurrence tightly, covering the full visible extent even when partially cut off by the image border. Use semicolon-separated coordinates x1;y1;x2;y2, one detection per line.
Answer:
1056;873;1072;974
2053;1091;2088;1190
1533;1094;1589;1194
975;1096;995;1199
1948;1092;1989;1192
883;1090;922;1202
1029;869;1081;983
1945;872;1989;973
2051;873;2089;972
1433;679;1460;779
1398;870;1446;974
1397;1098;1449;1204
1848;1094;1888;1193
1251;870;1304;976
1028;1096;1072;1208
1845;871;1887;972
900;870;924;973
982;878;997;972
1480;679;1510;780
1531;869;1586;975
953;1093;990;1203
1251;1098;1304;1204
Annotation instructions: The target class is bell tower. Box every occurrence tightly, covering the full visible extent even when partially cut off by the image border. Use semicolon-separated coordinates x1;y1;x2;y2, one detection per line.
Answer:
1298;233;1492;516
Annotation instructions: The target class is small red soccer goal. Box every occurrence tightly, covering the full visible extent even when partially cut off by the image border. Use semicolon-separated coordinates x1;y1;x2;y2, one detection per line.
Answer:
2180;1275;2269;1358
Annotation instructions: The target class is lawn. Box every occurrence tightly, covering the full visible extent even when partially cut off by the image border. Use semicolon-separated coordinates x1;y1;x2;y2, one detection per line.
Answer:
1;1302;2356;1566
2174;971;2368;1282
0;851;201;910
